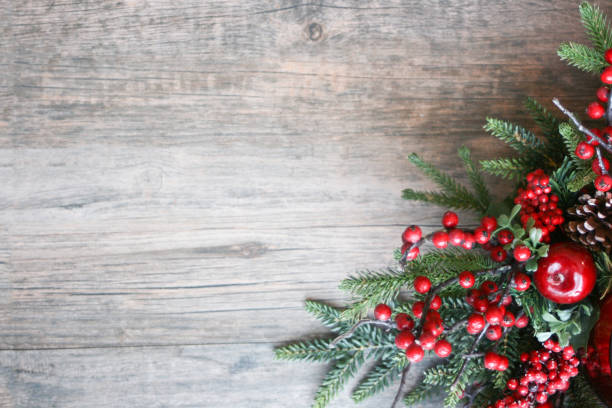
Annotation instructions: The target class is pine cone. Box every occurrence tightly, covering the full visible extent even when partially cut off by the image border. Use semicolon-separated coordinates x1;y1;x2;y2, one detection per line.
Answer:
563;191;612;253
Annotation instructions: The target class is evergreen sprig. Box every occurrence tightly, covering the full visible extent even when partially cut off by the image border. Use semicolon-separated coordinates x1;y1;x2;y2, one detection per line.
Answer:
458;146;491;212
525;97;561;138
312;351;366;408
305;300;351;333
558;42;607;74
480;157;533;180
402;151;487;213
352;356;407;402
579;1;612;53
483;118;545;153
565;371;607;407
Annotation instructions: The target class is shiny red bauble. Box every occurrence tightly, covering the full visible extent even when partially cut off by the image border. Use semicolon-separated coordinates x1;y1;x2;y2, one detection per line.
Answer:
534;242;596;304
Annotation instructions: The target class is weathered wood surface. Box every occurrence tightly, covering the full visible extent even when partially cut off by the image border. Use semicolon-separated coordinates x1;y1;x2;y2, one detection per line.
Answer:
1;0;609;406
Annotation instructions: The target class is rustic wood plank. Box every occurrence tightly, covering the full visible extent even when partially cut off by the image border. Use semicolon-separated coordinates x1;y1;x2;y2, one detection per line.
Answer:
0;344;445;408
2;0;611;406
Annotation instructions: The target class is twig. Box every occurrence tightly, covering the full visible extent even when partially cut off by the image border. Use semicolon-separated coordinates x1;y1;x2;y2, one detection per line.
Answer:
461;383;486;408
462;353;484;359
329;319;396;348
596;146;609;175
445;320;467;333
552;98;612;154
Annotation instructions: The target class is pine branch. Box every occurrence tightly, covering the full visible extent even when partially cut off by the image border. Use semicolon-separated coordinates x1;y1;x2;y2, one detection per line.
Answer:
579;1;612;53
404;153;483;212
554;99;612;155
480;157;533;180
558;122;590;170
565;370;606;408
549;157;579;208
484;118;545;153
275;338;339;362
491;328;521;390
312;351;366;408
403;383;441;406
458;146;491;213
305;300;351;333
352;356;407;403
558;42;607;74
525;97;561;138
567;166;597;192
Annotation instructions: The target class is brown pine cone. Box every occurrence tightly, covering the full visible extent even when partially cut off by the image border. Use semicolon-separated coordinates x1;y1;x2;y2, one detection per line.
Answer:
563;191;612;253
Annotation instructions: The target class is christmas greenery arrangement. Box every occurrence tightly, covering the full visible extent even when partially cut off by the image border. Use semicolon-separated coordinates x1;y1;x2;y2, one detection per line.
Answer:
275;3;612;408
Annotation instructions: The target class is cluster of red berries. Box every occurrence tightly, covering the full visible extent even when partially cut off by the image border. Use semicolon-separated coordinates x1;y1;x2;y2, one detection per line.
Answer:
514;169;563;242
579;47;612;192
400;225;422;261
486;339;580;408
431;211;495;250
461;275;529;343
374;301;452;363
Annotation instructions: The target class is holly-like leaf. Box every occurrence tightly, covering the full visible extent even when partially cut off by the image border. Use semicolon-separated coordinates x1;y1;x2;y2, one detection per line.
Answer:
525;259;538;272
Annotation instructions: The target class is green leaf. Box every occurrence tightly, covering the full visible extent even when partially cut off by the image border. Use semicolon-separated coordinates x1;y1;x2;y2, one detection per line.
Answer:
529;228;542;245
509;204;522;221
556;309;574;322
542;311;559;323
525;258;538;272
536;331;553;342
497;214;510;227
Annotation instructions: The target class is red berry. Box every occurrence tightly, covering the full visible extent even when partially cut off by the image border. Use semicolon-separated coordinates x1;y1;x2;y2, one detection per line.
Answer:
480;280;498;294
419;332;436;350
502;311;515;328
434;339;452;358
486;325;503;341
432;231;449;249
490;246;507;262
473;297;489;313
461;233;475;250
515;314;529;328
430;295;442;310
442;211;459;228
412;301;424;319
514;272;531;291
485;306;505;325
588;128;602;146
484;351;501;370
459;271;475;288
467;313;485;334
595;174;612;192
513;245;531;262
597;86;610;102
587;101;606;119
374;304;392;321
601;66;612;84
481;216;497;231
534;242;597;304
395;330;415;349
563;345;575;358
592;156;610;175
535;392;548;404
405;343;424;362
497;229;514;245
575;141;595;160
401;243;420;261
517;385;529;396
605;48;612;64
423;319;444;337
395;313;414;330
497;355;509;371
466;288;480;304
474;226;491;244
501;295;513;306
414;276;431;294
448;229;465;246
402;225;422;244
507;378;518;390
425;310;441;322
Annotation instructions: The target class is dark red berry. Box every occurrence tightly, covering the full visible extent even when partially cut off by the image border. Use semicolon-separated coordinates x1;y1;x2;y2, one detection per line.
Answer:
597;86;610;102
517;385;529;396
497;229;514;245
485;306;505;324
374;304;392;320
486;325;503;341
432;231;449;249
414;276;431;294
481;216;497;231
412;301;424;319
474;226;491;244
497;355;509;371
434;339;452;358
459;271;475;288
592;156;610;175
430;295;442;310
442;211;459;228
595;174;612;192
395;313;414;330
515;314;529;328
461;233;475;250
484;352;501;370
448;229;465;246
405;343;424;362
480;280;498;294
575;141;595;160
605;48;612;64
490;246;507;262
514;272;531;291
587;101;606;119
507;378;518;390
423;319;444;337
395;330;415;349
467;313;485;334
513;245;531;262
402;225;422;244
501;311;515;328
601;66;612;84
419;332;436;350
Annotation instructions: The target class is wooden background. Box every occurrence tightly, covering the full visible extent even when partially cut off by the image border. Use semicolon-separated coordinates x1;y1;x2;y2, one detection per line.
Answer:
1;1;609;407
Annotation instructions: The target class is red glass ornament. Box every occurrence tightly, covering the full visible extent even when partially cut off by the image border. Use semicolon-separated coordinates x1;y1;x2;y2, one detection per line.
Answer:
534;242;596;304
587;294;612;406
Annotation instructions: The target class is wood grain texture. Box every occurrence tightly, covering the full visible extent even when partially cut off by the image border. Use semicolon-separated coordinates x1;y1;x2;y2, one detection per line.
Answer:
1;0;610;406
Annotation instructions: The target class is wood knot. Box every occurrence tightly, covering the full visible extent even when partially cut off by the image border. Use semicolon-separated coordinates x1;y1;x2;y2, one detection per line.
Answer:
307;22;323;41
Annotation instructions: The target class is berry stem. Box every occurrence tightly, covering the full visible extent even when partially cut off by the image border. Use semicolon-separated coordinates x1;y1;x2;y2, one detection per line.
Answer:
328;319;396;348
596;146;609;175
552;98;612;154
606;88;612;126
